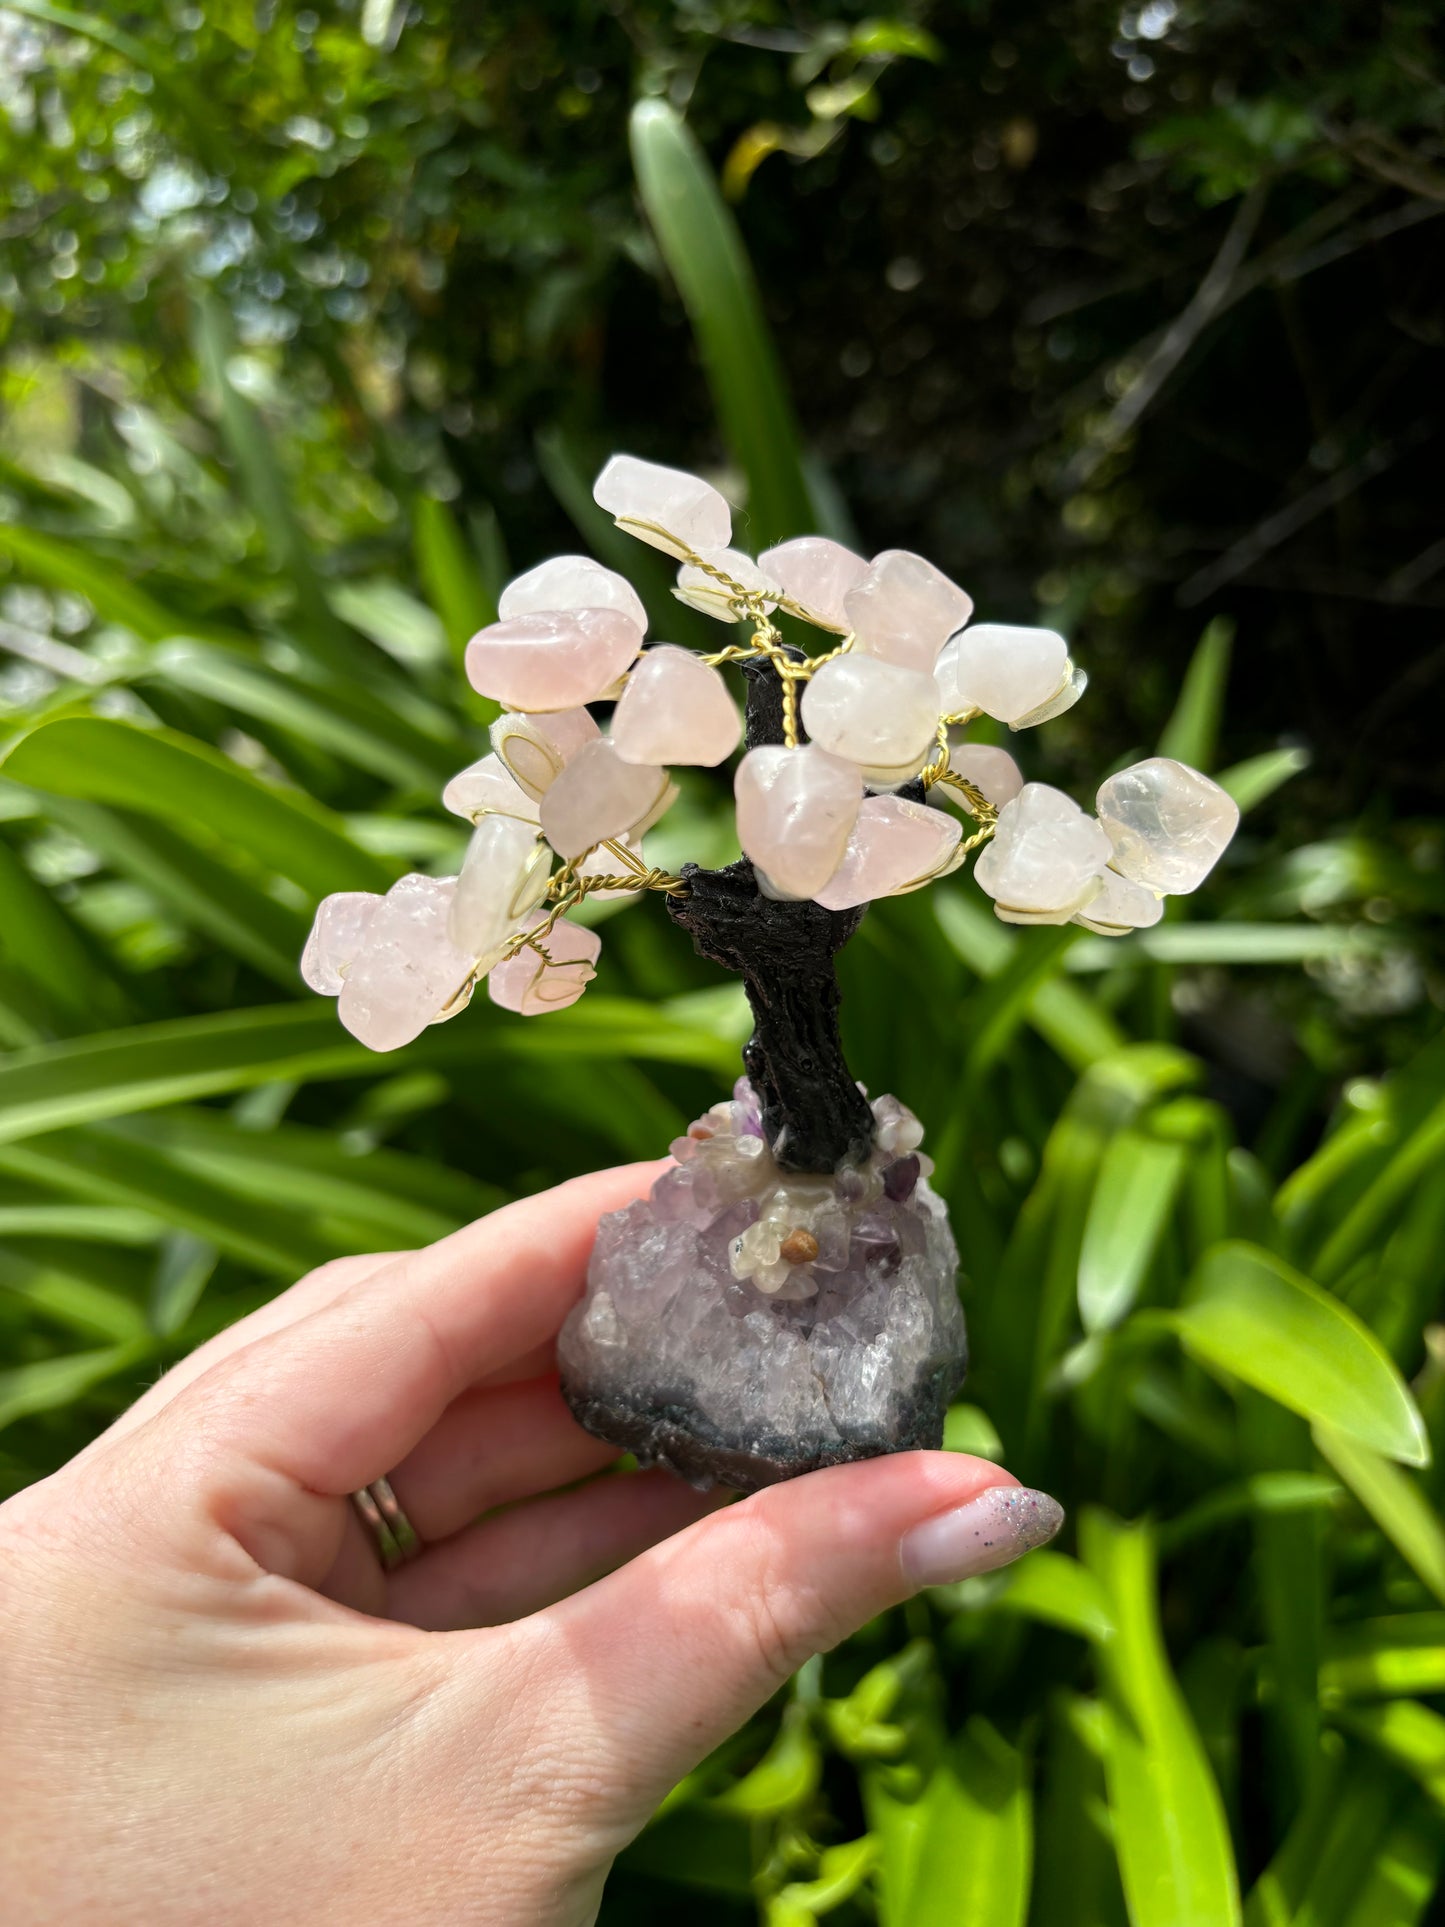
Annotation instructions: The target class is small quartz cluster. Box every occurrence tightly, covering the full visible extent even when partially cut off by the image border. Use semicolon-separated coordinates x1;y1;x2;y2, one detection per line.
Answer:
558;1080;968;1492
300;452;1241;1052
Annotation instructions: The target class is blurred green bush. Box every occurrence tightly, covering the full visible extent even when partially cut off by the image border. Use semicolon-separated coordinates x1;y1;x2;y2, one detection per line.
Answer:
0;5;1443;1923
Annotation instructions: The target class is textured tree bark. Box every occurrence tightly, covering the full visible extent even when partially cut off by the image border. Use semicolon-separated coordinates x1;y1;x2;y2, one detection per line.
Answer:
666;654;877;1173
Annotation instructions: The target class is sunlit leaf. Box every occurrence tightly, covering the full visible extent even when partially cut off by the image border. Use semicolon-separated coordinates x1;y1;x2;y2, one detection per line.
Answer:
1173;1242;1429;1466
1082;1509;1241;1927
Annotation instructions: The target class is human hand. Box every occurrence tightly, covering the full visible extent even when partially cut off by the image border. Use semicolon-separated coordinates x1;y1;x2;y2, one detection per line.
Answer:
0;1165;1061;1925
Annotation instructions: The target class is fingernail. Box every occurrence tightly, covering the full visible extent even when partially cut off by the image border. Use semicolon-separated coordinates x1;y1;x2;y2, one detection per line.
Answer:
899;1485;1064;1587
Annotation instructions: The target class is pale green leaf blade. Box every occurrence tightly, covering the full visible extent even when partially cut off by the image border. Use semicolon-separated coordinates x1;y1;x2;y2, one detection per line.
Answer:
1157;617;1233;771
1321;1616;1445;1701
3;716;394;899
630;99;816;547
1079;1129;1190;1332
905;1717;1032;1927
1081;1510;1242;1927
0;1341;149;1434
1314;1424;1445;1604
1173;1242;1429;1466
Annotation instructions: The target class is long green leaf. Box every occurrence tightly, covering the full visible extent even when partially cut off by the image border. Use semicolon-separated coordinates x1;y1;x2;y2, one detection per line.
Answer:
1321;1616;1445;1701
1079;1128;1190;1332
630;99;816;548
1314;1425;1445;1605
1173;1242;1429;1466
151;641;448;789
46;796;309;987
3;716;395;899
1081;1510;1242;1927
0;833;135;1031
0;521;186;642
905;1718;1032;1927
413;495;497;658
0;1245;149;1342
0;1127;336;1277
1339;1700;1445;1809
0;1340;149;1433
1157;617;1233;770
0;996;740;1144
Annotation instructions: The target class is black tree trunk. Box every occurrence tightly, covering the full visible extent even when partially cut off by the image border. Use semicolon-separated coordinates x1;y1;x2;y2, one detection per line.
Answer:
666;654;876;1173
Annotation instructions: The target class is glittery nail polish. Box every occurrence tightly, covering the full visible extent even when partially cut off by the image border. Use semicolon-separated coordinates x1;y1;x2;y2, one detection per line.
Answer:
899;1485;1064;1587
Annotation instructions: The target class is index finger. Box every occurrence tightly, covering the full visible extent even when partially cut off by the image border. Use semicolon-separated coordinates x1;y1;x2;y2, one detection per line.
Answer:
176;1161;664;1502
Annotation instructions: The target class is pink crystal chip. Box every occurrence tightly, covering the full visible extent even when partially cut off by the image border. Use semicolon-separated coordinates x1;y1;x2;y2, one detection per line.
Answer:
813;795;963;910
489;913;601;1015
540;739;675;859
465;607;642;712
610;645;741;767
734;743;862;901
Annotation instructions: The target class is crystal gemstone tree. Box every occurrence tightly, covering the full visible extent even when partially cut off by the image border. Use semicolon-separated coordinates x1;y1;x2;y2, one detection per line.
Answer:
302;456;1240;1490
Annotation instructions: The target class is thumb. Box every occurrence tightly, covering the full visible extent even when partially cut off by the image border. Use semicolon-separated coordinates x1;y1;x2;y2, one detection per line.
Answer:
516;1451;1061;1817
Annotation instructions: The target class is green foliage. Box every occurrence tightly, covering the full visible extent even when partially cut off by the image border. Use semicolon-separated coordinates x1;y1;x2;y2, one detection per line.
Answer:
0;4;1443;1923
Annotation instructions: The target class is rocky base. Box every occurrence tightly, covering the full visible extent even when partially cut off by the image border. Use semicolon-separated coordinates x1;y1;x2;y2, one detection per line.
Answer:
558;1080;967;1493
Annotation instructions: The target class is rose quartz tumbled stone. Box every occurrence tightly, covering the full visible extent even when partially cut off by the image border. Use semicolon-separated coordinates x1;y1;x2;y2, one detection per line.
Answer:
799;654;941;785
498;555;648;636
843;550;973;673
490;708;601;800
465;608;642;712
337;874;476;1052
948;743;1024;809
448;813;550;966
540;739;676;859
936;623;1069;726
489;912;601;1016
758;536;869;632
611;646;742;767
973;782;1113;922
813;795;963;910
734;743;862;901
1096;756;1239;894
301;890;382;995
593;454;732;560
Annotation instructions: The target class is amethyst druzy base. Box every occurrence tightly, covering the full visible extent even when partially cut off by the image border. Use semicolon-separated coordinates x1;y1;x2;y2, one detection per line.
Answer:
558;1080;967;1493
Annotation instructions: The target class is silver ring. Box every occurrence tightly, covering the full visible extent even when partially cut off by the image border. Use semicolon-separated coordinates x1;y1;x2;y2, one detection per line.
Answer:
351;1475;424;1572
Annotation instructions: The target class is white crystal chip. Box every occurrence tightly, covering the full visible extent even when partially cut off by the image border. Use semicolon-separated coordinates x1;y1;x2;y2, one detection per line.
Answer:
441;752;541;825
301;891;381;996
813;795;963;910
498;554;648;636
758;536;869;632
465;607;642;713
734;742;862;902
843;550;973;674
610;645;742;767
674;548;780;622
799;654;941;788
1011;661;1086;730
336;873;476;1052
593;454;732;560
488;912;601;1016
447;813;550;966
973;782;1112;923
936;623;1070;726
1096;755;1240;894
540;739;677;859
1073;867;1164;935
